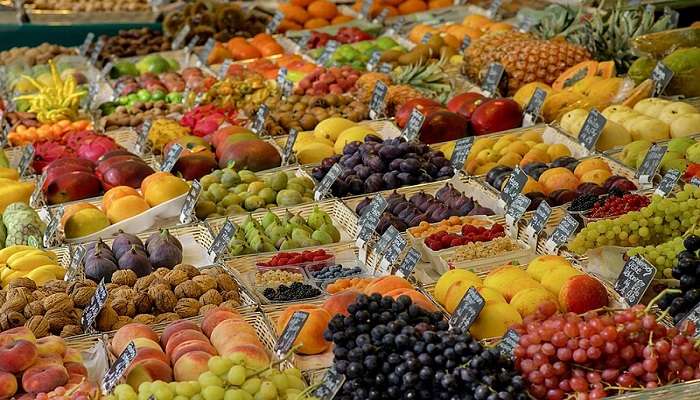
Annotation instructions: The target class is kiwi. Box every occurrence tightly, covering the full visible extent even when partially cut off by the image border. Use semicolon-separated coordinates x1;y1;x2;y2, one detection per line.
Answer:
427;35;444;56
380;50;403;62
398;47;429;66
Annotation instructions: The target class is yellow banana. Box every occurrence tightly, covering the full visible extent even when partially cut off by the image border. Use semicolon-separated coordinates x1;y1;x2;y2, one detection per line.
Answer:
26;266;61;286
0;245;35;264
1;270;25;287
8;255;57;272
33;264;66;279
6;249;43;265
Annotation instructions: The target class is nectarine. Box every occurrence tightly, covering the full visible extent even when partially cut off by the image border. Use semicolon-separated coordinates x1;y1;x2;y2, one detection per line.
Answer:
201;308;242;337
112;323;158;356
277;305;331;355
363;276;413;296
0;339;38;373
161;320;201;347
559;275;609;313
322;289;360;317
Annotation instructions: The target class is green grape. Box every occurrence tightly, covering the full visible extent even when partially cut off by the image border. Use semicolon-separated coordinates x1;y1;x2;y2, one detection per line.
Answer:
175;382;201;397
224;389;253;400
286;375;306;391
256;381;277;400
209;356;234;376
138;392;152;400
154;387;174;400
271;373;289;392
227;365;247;386
173;396;189;400
242;378;262;395
115;384;137;400
202;386;226;400
199;371;225;388
192;394;204;400
139;383;154;395
230;353;246;365
284;389;301;398
283;368;302;379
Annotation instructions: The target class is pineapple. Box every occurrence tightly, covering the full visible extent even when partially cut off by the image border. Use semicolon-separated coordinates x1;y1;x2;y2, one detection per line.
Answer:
386;85;424;115
389;58;452;103
354;72;393;104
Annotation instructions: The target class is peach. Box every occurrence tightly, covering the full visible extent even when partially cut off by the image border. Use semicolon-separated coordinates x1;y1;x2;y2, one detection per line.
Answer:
170;340;217;364
173;351;212;382
0;371;18;400
63;348;82;364
63;362;88;377
469;303;523;340
21;363;69;394
112;323;159;356
434;269;482;305
445;284;506;313
125;359;173;389
541;266;582;296
483;266;540;302
525;255;571;282
539;169;579;196
0;339;38;373
510;287;560;317
322;289;361;317
36;336;66;358
132;347;169;366
0;327;36;344
15;393;34;400
161;320;201;347
573;158;611;179
211;330;262;355
201;308;242;337
33;355;63;366
363;276;414;296
559;275;609;313
580;169;612;186
217;344;270;370
209;319;258;352
385;288;438;312
164;330;209;359
142;174;189;207
277;305;331;355
133;338;164;353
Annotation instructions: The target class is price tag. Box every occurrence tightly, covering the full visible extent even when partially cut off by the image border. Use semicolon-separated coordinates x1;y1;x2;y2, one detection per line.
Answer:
522;87;547;127
266;11;284;34
160;143;183;172
387;16;405;35
276;67;289;89
134;119;151;155
199;38;216;65
90;38;105;66
102;341;137;393
281;79;293;98
251;104;269;134
43;206;63;248
459;36;471;53
381;233;407;270
79;32;95;57
402;108;425;141
30;171;46;208
614;255;656;306
451;287;485;331
186;35;200;55
517;15;536;32
275;311;309;355
578;109;606;150
171;25;191;50
636;144;666;187
179;180;202;224
499;167;527;207
366;50;381;72
18;144;34;177
655;169;680;197
677;301;700;334
356;194;388;244
651;62;674;98
65;244;85;282
396;247;420;278
100;62;114;82
505;193;530;237
497;329;520;359
543;213;578;253
664;6;679;28
373;7;389;25
312;367;345;400
81;279;108;333
208;219;236;261
450;137;474;171
378;63;392;74
373;225;399;258
282;128;299;165
487;0;502;18
314;164;342;201
360;0;373;19
421;33;432;44
317;40;339;66
524;200;551;248
218;60;232;79
369;80;388;120
481;63;504;97
296;31;312;50
692;177;700;187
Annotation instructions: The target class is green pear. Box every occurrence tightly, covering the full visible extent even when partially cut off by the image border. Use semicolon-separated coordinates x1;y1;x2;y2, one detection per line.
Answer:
291;228;311;242
667;137;696;154
261;240;276;253
307;206;327;230
311;230;333;245
280;238;300;250
262;210;280;229
686;143;700;163
621;140;652;168
264;221;279;237
298;238;321;248
269;226;287;244
239;170;258;183
320;223;341;242
266;171;288;191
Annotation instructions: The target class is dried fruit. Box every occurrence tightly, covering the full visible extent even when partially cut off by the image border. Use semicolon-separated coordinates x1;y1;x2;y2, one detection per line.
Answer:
1;311;25;330
223;290;241;303
71;286;97;308
42;280;68;293
111;297;137;317
8;277;37;291
199;304;217;315
133;292;153;314
133;314;156;325
148;283;172;300
134;275;158;292
155;312;179;323
112;316;133;330
25;315;50;337
220;299;241;310
216;273;238;292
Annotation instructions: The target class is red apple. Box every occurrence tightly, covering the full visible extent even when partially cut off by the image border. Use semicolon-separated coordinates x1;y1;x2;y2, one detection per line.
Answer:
419;110;469;144
447;92;485;114
394;98;442;128
470;98;522;135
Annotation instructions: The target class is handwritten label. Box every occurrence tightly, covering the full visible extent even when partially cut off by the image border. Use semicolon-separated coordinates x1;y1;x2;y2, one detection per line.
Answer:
402;109;425;141
276;67;289;89
218;59;232;79
578;109;606;150
179;180;202;225
160;143;183;173
544;213;579;252
66;245;85;281
90;38;105;65
637;144;666;186
373;225;399;256
421;33;432;44
614;255;656;306
79;32;95;57
314;164;342;201
134;119;151;155
451;287;485;331
655;169;680;197
360;0;373;19
102;341;136;393
312;367;345;400
487;0;502;18
283;128;298;165
525;200;551;239
500;167;527;206
366;50;381;72
356;194;388;243
317;40;338;65
497;329;520;359
43;206;63;248
522;87;547;127
677;301;700;335
482;63;504;97
383;233;407;266
208;219;236;261
651;62;674;98
266;11;284;34
171;25;191;50
100;62;114;82
396;247;420;278
373;7;389;25
692;177;700;187
186;35;200;54
378;63;392;74
459;36;471;53
369;80;388;120
276;311;309;354
81;279;108;332
451;137;474;171
251;104;269;134
18;144;34;177
505;193;531;234
664;6;679;28
387;16;405;35
296;31;311;50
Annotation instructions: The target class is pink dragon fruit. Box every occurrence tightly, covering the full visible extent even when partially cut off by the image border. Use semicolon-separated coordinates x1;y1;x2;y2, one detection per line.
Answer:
64;130;99;151
193;113;225;137
33;141;73;173
77;136;121;162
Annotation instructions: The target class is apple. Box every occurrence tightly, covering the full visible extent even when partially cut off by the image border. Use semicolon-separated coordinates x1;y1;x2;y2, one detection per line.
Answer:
394;98;442;128
418;110;469;144
447;92;485;114
470;98;523;135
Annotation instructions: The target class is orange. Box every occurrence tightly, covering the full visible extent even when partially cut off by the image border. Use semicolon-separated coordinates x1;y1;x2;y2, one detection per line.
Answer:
257;41;285;56
462;14;492;30
442;33;460;49
280;3;310;23
279;18;303;32
445;24;481;40
398;0;427;14
428;0;451;9
331;14;354;24
291;0;314;6
103;186;141;212
408;24;436;43
304;17;330;28
250;33;276;46
230;43;262;61
308;0;337;19
384;0;402;5
487;22;514;32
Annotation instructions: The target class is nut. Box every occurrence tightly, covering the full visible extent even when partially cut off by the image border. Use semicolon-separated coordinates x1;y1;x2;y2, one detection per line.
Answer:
42;280;68;293
105;283;120;292
174;281;203;299
224;290;241;303
155;312;179;324
148;283;171;300
60;325;82;338
42;293;73;311
193;275;217;293
199;304;217;316
1;290;30;314
25;315;50;337
133;292;152;314
219;300;241;311
24;300;45;319
111;270;138;286
97;305;118;331
154;268;170;279
67;279;96;296
134;275;157;292
174;298;201;318
45;310;75;334
112;297;137;317
8;277;37;291
32;289;48;301
154;290;177;313
133;314;156;325
72;286;96;308
0;311;26;330
174;264;199;279
165;269;189;286
200;289;223;306
216;273;238;292
112;316;133;330
111;286;136;300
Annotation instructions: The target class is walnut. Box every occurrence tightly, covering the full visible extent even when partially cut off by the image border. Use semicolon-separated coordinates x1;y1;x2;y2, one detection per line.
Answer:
193;275;217;293
8;277;37;291
112;316;132;330
42;280;68;294
67;279;96;295
111;297;137;317
165;269;189;286
24;300;45;319
154;268;170;278
133;314;156;325
174;298;201;318
200;289;223;306
203;266;224;275
133;292;153;314
25;316;50;337
42;293;73;311
0;311;26;330
174;281;203;299
216;273;238;292
97;305;118;331
72;286;96;308
105;283;120;292
44;310;74;334
60;325;82;338
1;290;29;314
154;290;177;313
133;274;157;292
111;270;138;286
111;286;136;300
0;289;6;302
154;312;179;323
219;300;241;311
223;290;241;303
199;304;217;316
148;283;171;301
174;263;199;279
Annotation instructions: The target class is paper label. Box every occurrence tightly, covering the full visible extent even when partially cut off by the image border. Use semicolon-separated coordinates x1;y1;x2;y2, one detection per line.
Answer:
450;137;474;171
317;40;338;65
614;255;656;306
451;287;485;331
487;0;502;18
499;167;527;206
296;31;311;50
43;206;63;248
18;144;34;177
373;7;389;24
179;180;202;224
387;16;405;34
497;329;520;359
102;341;136;393
208;219;236;260
251;104;269;134
578;109;606;150
383;233;407;266
160;143;183;172
378;63;392;74
664;6;679;28
356;194;388;243
373;225;399;258
90;38;105;65
134;119;152;155
692;177;700;187
369;80;388;120
200;38;216;65
283;128;298;165
100;62;114;82
186;35;200;54
402;109;425;141
505;193;530;236
79;32;95;57
421;33;432;44
314;164;342;201
396;247;420;278
312;367;345;400
481;63;504;97
81;279;108;332
275;311;309;355
654;169;680;197
677;301;700;334
651;62;674;97
544;213;578;252
276;67;289;89
636;144;666;186
522;87;547;127
266;11;284;34
525;200;551;239
171;25;191;50
66;244;85;282
517;15;536;32
30;171;46;208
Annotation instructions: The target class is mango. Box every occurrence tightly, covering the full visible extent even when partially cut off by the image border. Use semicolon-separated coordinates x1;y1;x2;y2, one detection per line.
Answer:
65;208;110;238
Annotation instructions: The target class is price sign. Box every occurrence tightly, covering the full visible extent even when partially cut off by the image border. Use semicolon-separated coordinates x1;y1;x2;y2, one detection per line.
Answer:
421;33;432;44
654;169;680;197
356;194;388;241
160;143;183;173
360;0;374;19
30;172;46;208
102;341;137;393
317;40;339;65
186;35;200;54
459;36;471;53
373;7;389;25
275;311;309;355
208;219;236;261
499;167;527;206
251;104;269;134
134;119;152;155
296;31;312;50
614;255;656;306
366;50;381;72
312;367;345;400
505;193;530;236
276;67;289;89
664;6;679;28
451;287;485;331
402;108;425;141
18;144;34;177
283;128;298;165
79;32;95;57
487;0;502;18
450;137;474;171
81;279;108;332
524;200;551;248
369;80;388;120
522;87;547;127
199;38;216;65
636;144;666;187
481;63;504;97
497;329;520;359
90;38;105;66
544;213;578;253
218;59;232;79
378;63;392;74
43;206;63;248
578;109;606;150
396;247;420;278
66;244;85;282
387;16;405;35
692;177;700;187
171;25;191;50
281;79;293;98
677;301;700;335
382;233;407;267
179;180;202;224
651;62;674;98
266;11;284;34
373;225;399;258
517;15;536;32
314;164;342;201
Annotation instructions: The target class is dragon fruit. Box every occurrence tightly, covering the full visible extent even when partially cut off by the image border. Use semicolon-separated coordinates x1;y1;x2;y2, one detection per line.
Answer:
33;141;73;172
77;136;121;162
64;130;99;151
193;114;225;137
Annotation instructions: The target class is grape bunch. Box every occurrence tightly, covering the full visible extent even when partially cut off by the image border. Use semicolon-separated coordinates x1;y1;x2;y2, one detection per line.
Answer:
514;304;700;399
569;184;700;255
324;293;526;400
627;236;685;278
657;235;700;324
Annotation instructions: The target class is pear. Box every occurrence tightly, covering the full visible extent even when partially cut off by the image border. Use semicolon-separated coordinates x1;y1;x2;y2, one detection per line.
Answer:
311;230;333;245
264;221;279;237
269;226;287;244
319;223;341;242
307;206;327;230
228;239;246;256
280;239;300;250
291;228;311;242
261;240;276;253
262;210;280;229
298;238;321;247
289;212;305;226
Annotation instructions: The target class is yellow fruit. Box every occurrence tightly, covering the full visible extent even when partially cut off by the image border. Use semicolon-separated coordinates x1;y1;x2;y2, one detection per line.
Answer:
143;176;189;207
510;287;559;316
25;265;63;285
296;143;336;164
434;269;482;305
0;245;35;264
6;249;45;265
541;266;582;295
0;181;34;212
314;118;356;142
570;76;604;96
106;195;151;223
65;208;111;239
546;144;571;160
526;255;572;282
8;254;56;272
519;131;542;143
333;125;376;154
513;82;552;109
0;167;19;180
470;303;523;340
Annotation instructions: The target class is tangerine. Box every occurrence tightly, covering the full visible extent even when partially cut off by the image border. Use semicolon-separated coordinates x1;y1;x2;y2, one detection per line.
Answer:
279;18;303;32
304;17;330;28
428;0;451;9
257;41;285;56
230;43;262;61
487;22;514;32
291;0;314;6
462;14;492;30
331;14;354;24
307;0;337;19
280;3;310;23
398;0;427;14
384;0;402;5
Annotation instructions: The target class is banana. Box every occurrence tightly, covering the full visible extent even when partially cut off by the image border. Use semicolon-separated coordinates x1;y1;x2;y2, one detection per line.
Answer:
0;245;35;263
8;254;57;272
6;249;44;265
26;266;61;285
33;264;66;279
1;270;24;287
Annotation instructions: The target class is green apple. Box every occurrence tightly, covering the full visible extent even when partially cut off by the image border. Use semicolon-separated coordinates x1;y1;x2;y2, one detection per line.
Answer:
686;142;700;163
667;137;696;154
